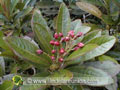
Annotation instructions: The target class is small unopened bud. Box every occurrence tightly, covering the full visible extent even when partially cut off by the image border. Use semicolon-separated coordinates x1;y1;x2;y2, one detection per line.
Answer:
68;30;74;38
36;49;43;54
77;42;84;48
59;33;63;37
59;58;64;62
51;50;56;54
74;46;79;51
54;33;59;39
50;40;55;45
77;32;83;37
59;48;65;54
54;41;60;46
65;37;70;41
61;37;65;42
51;56;55;61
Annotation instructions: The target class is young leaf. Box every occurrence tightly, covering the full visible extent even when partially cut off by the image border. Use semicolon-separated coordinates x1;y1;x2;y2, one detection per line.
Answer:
56;3;71;36
71;20;91;34
31;9;53;54
67;66;113;86
76;2;102;19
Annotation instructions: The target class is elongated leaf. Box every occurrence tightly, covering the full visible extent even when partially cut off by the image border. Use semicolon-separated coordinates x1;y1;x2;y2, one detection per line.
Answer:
66;44;98;61
67;66;113;86
82;30;101;44
80;0;104;6
10;0;19;14
98;55;118;64
74;26;91;35
15;7;33;19
56;3;71;36
78;36;116;61
5;37;51;67
85;60;120;77
71;19;82;30
76;2;102;19
71;19;90;34
32;9;53;54
0;31;10;50
65;36;116;66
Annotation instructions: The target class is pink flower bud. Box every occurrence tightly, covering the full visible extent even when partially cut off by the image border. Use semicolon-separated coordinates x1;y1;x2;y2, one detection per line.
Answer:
65;37;70;41
77;32;83;37
51;56;55;61
74;46;79;51
77;43;84;48
59;48;65;54
50;40;55;45
61;37;65;42
54;41;60;46
54;33;59;39
68;30;74;38
36;49;43;54
59;32;63;37
51;50;56;54
59;58;64;62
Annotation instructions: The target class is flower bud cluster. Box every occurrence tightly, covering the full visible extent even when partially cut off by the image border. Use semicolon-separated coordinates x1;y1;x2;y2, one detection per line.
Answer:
49;30;84;62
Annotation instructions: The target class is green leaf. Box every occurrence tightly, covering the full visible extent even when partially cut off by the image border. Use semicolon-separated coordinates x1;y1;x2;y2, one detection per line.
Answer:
5;37;51;67
78;36;116;62
112;0;120;8
67;66;114;86
80;0;104;6
65;36;116;66
56;3;71;36
71;20;91;45
32;9;53;54
66;44;98;61
15;7;33;19
74;26;91;35
82;30;101;44
85;60;120;77
0;57;5;76
98;55;118;64
106;51;120;61
10;0;19;14
0;31;10;50
101;15;115;25
76;2;102;19
110;0;119;21
0;80;14;90
71;19;91;35
71;19;82;30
